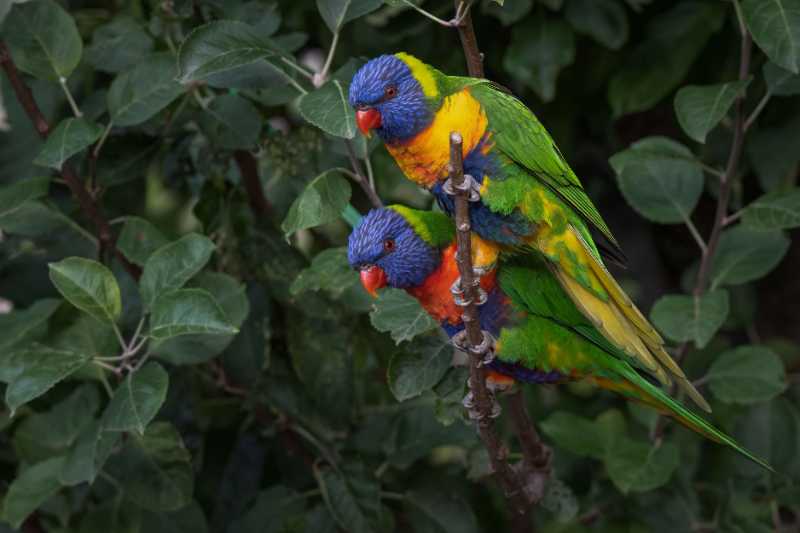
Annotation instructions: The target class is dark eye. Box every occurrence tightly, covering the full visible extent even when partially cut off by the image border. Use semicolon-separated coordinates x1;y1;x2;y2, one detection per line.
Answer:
384;85;398;99
383;238;395;252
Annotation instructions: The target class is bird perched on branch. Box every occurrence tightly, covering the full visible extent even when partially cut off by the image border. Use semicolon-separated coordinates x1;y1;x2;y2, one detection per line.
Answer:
347;206;770;471
348;53;708;413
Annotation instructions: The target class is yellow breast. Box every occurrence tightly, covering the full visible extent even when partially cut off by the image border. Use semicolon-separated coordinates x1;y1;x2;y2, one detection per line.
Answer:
386;88;489;188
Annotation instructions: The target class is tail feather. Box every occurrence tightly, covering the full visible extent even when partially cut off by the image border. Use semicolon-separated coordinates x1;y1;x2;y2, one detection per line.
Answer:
564;225;711;413
591;368;773;472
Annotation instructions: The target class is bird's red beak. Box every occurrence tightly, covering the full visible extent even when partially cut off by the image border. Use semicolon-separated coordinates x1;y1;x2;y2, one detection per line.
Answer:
360;265;387;297
356;108;382;136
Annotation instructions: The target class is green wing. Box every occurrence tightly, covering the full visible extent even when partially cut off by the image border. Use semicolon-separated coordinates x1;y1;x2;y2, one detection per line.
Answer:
468;81;621;253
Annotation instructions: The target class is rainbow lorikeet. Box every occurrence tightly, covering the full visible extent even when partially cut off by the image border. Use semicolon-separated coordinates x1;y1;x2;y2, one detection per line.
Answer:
347;53;708;412
347;206;770;470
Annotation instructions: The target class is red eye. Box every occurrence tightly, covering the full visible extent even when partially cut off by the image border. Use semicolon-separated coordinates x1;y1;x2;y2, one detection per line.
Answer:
383;238;395;252
384;85;397;99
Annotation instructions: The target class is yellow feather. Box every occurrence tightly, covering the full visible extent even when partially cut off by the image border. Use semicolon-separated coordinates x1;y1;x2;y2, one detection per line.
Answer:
386;89;488;187
551;226;711;413
395;53;439;100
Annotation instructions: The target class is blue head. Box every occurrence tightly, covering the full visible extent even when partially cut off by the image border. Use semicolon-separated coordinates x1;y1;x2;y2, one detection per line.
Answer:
349;54;439;144
348;208;441;294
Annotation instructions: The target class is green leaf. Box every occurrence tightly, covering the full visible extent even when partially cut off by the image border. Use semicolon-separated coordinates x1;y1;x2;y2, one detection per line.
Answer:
503;15;575;102
118;217;170;267
33;118;104;170
139;233;216;309
710;227;790;289
3;0;82;81
650;290;729;348
764;61;800;95
60;420;104;485
149;288;238;341
608;2;725;117
288;315;353;425
707;345;787;405
281;171;351;236
483;0;532;26
13;384;99;464
316;469;374;533
565;0;629;50
610;137;703;224
369;288;438;344
540;410;624;459
741;0;800;74
140;502;209;533
2;457;65;528
746;115;800;191
387;336;451;402
290;247;359;298
735;397;800;477
297;80;357;139
200;94;262;150
48;257;122;323
108;53;185;127
604;438;679;493
0;298;60;351
85;16;155;74
3;345;90;413
177;20;284;86
405;489;480;533
105;422;194;512
674;80;751;143
742;189;800;230
317;0;382;33
102;362;170;435
154;273;249;365
0;177;50;217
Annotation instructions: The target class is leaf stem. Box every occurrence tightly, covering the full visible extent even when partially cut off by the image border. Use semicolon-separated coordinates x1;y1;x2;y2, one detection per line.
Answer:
59;77;82;118
280;57;314;80
317;31;339;87
396;0;455;27
344;139;383;208
743;90;772;132
683;215;708;254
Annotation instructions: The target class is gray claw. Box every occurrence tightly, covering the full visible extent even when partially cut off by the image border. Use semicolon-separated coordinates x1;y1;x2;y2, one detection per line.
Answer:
442;174;481;202
450;277;487;307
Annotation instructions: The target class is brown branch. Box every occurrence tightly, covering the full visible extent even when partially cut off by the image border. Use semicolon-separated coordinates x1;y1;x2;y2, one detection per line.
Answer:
447;133;532;517
653;30;753;441
233;150;270;216
344;139;383;208
0;40;141;280
691;31;752;300
454;1;484;78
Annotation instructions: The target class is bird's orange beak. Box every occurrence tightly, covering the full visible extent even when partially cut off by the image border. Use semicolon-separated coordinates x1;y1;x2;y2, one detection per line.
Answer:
360;265;387;297
356;108;382;136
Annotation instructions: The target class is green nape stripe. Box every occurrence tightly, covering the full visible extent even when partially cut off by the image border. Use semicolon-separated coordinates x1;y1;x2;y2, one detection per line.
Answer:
389;205;454;247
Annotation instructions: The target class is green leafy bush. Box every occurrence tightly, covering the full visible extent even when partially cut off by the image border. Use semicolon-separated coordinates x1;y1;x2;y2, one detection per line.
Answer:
0;0;798;531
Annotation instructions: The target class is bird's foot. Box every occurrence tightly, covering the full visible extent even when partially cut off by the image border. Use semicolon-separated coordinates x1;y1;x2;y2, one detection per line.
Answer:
442;173;481;202
451;330;496;364
462;389;502;420
450;276;487;307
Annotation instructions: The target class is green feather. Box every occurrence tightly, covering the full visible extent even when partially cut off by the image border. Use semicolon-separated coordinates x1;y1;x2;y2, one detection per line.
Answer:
390;204;454;247
465;81;622;254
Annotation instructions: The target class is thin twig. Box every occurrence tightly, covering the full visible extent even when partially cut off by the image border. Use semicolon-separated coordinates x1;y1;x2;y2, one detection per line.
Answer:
344;139;382;208
233;150;270;216
653;27;753;441
0;40;141;281
744;90;771;132
58;77;82;118
683;215;708;254
453;0;483;77
447;133;532;516
317;31;340;87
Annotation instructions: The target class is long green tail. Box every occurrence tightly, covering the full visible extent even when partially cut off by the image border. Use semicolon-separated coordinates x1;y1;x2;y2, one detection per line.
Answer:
606;363;773;472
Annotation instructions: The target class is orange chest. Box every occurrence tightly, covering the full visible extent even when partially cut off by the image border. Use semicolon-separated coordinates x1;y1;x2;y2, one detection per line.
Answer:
407;245;497;325
386;89;490;188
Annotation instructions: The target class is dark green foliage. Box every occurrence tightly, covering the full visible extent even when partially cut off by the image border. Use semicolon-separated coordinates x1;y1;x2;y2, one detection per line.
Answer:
0;0;798;531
